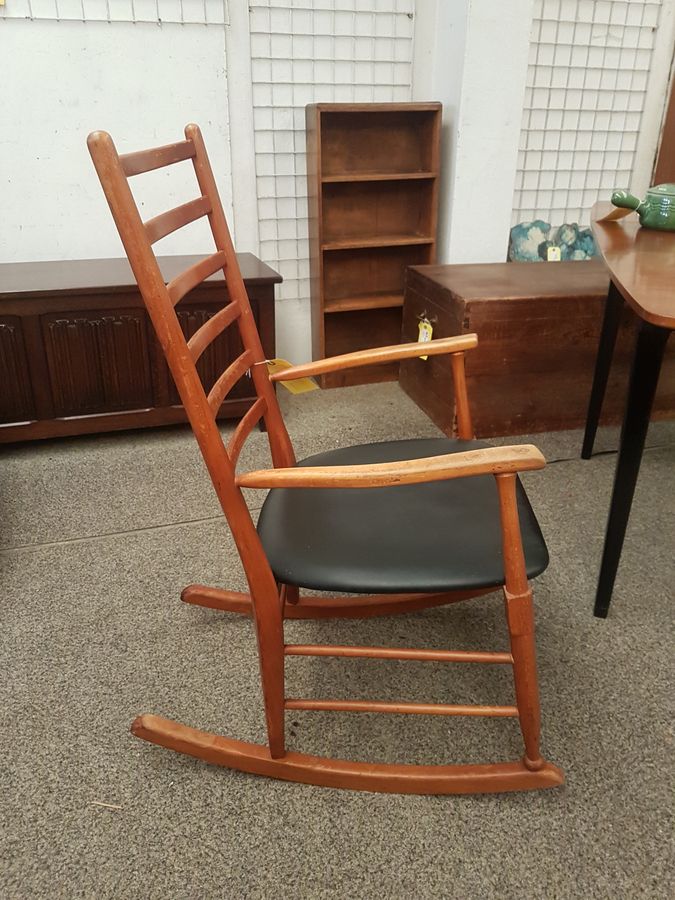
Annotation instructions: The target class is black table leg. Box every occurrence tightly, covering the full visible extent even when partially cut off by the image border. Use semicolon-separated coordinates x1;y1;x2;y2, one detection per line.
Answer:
594;320;670;618
582;280;624;459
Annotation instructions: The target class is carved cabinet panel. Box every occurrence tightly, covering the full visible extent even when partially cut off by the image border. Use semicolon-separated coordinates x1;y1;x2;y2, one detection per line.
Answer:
0;317;35;424
41;310;154;417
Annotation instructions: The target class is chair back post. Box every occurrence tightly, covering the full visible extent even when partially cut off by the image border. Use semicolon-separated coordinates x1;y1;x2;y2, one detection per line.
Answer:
185;124;296;469
88;130;286;757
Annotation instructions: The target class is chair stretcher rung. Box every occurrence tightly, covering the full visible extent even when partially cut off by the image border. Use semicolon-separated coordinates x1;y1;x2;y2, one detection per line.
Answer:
144;195;211;245
285;699;519;717
167;250;227;307
207;349;255;416
284;644;513;664
188;302;241;363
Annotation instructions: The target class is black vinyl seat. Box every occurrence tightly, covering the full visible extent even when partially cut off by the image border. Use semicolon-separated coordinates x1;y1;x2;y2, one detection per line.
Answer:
257;438;549;594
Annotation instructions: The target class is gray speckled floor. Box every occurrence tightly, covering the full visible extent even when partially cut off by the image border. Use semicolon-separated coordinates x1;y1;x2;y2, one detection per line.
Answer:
1;384;673;899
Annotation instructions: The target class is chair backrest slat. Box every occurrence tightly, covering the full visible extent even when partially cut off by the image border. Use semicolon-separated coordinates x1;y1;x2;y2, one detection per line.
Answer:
207;348;255;415
227;397;267;468
183;124;295;470
88;123;296;474
120;139;196;176
88;124;294;470
145;195;211;245
167;250;228;307
188;301;241;363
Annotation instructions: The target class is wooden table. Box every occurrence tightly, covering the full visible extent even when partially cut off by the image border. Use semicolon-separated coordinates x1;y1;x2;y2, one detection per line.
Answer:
583;203;675;617
0;253;280;443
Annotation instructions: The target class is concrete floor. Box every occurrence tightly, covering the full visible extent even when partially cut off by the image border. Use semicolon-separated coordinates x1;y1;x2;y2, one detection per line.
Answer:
1;383;673;899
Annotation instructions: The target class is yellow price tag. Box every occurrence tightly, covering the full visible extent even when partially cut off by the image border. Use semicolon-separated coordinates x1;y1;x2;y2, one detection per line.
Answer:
265;358;319;394
417;319;433;360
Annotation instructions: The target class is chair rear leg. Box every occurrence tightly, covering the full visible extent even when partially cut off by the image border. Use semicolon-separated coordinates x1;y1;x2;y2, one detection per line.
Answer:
504;588;542;770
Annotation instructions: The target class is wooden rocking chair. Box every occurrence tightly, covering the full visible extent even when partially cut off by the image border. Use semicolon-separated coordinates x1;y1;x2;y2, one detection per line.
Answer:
88;124;563;794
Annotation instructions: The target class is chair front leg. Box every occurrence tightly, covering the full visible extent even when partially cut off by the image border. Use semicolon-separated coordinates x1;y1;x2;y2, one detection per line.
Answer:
504;588;542;770
495;473;543;770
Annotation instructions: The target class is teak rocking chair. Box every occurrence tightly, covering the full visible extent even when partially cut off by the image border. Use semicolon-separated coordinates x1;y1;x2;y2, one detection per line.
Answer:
88;124;563;795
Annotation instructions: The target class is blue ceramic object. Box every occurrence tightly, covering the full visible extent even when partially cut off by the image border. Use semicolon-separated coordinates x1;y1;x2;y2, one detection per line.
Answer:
509;221;598;262
509;221;551;261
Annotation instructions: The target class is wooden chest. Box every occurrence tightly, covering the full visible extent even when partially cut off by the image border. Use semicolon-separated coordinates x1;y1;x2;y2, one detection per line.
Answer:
0;254;280;443
400;260;675;437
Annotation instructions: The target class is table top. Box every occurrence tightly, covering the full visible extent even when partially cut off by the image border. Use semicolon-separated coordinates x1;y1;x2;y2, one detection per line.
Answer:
591;202;675;329
408;259;608;301
0;252;282;300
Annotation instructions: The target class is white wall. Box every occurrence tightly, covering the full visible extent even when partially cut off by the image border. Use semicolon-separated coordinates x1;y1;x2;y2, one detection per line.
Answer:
0;18;233;263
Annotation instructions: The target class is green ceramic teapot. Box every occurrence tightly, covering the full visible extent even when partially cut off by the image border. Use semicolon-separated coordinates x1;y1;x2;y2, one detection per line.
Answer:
611;183;675;231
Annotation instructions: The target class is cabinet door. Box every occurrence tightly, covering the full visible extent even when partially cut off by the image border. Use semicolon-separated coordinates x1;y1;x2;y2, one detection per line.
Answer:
41;308;153;417
0;317;35;424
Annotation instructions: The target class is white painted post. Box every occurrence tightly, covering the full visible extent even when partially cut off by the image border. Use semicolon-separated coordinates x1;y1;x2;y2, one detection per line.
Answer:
413;0;534;264
412;0;469;262
224;0;260;253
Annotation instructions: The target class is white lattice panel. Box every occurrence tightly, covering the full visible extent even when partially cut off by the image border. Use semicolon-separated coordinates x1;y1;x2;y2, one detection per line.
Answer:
0;0;227;23
249;0;415;302
513;0;664;226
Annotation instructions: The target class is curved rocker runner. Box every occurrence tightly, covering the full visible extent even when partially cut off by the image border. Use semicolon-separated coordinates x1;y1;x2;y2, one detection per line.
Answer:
88;123;564;795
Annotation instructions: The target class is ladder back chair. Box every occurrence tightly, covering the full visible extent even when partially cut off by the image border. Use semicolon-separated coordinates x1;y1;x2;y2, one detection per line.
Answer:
88;124;563;794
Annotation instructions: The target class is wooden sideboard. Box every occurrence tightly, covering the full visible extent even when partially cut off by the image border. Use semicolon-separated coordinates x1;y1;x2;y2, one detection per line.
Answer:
0;253;281;443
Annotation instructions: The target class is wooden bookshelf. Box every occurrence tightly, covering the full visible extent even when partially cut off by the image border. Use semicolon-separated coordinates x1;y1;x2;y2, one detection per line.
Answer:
306;102;442;387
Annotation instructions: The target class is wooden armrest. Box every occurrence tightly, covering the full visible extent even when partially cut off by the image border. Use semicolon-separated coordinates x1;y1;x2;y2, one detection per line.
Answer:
268;334;478;382
237;444;545;490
